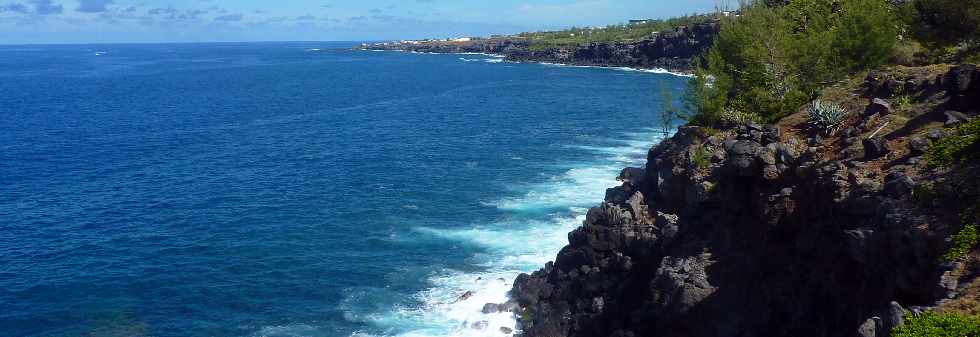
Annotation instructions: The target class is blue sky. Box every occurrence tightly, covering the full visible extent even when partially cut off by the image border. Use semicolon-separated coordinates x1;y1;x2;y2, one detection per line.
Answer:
0;0;720;44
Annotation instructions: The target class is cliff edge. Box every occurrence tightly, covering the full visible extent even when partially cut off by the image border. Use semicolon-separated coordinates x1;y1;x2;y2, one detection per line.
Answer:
506;64;980;337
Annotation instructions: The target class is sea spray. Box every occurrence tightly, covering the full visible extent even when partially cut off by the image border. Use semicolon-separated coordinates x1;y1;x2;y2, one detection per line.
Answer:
355;130;664;337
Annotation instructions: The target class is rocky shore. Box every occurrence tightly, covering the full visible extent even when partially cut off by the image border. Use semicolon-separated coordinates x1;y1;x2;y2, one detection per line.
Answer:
358;22;719;73
477;64;980;336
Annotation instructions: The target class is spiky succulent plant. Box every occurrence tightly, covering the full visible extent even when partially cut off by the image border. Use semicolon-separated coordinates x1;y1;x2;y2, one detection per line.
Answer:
807;100;849;133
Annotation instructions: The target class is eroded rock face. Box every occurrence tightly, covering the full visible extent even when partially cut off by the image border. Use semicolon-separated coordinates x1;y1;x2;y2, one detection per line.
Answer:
511;124;948;337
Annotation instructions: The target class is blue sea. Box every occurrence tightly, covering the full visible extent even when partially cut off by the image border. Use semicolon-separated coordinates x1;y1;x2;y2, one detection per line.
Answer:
0;42;686;337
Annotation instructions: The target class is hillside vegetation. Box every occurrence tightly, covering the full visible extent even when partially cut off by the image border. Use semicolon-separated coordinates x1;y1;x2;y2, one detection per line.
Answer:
680;0;980;335
685;0;979;126
517;14;716;50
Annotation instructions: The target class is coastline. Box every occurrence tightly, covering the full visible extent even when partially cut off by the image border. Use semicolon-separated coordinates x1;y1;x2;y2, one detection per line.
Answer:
367;49;695;77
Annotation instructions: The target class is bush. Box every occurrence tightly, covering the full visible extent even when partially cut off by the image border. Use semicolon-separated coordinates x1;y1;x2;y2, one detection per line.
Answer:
892;40;924;66
903;0;980;49
686;0;899;125
926;119;980;168
892;312;980;337
943;224;979;262
719;108;762;126
691;144;711;170
807;100;849;133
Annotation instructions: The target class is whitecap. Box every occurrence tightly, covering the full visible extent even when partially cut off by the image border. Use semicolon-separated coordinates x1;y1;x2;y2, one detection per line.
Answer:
336;128;669;337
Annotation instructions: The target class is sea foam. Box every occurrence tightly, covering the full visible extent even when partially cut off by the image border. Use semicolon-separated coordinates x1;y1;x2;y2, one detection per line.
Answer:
344;130;661;337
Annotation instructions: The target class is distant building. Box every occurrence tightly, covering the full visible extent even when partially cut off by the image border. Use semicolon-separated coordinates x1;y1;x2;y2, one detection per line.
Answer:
451;37;472;42
629;19;652;25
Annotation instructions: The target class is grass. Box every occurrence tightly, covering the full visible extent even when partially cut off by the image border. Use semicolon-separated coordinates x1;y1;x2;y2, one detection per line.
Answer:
892;312;980;337
895;95;914;113
926;118;980;168
944;224;979;262
691;144;711;170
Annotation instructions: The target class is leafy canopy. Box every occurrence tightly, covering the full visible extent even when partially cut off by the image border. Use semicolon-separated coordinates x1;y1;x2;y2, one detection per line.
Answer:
686;0;899;125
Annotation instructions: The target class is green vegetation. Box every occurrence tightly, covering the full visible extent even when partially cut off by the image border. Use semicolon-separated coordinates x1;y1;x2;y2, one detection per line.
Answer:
807;100;850;133
943;224;979;262
902;0;980;49
895;95;914;112
686;0;899;125
892;312;980;337
926;119;980;168
691;144;711;170
518;14;714;50
682;0;980;125
719;108;762;126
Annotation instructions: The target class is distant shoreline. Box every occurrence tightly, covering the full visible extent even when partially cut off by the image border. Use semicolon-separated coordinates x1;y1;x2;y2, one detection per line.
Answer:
366;48;695;77
357;21;718;74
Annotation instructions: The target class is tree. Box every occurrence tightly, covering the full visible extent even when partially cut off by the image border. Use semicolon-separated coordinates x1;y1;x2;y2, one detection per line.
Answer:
906;0;980;48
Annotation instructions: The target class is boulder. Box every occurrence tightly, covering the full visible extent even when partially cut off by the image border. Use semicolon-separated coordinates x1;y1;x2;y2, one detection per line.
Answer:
856;318;879;337
884;172;914;198
726;140;762;176
945;64;980;112
926;128;948;141
946;63;976;94
945;110;973;126
863;137;891;159
617;167;645;185
482;303;501;314
500;327;513;334
865;98;893;117
763;125;781;144
908;137;929;156
887;301;905;330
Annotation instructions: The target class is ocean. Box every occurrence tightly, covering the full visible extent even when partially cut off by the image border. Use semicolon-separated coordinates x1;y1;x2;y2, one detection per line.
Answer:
0;42;687;337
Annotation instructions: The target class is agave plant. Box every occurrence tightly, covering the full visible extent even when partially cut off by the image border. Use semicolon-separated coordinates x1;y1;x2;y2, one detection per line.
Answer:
807;100;849;134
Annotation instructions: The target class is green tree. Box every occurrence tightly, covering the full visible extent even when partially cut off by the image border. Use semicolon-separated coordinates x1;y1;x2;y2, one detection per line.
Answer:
905;0;980;48
686;0;899;125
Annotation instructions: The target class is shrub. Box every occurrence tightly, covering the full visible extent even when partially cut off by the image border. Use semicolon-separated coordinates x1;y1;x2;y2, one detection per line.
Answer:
686;0;899;125
926;119;980;168
892;312;980;337
807;100;849;133
903;0;980;49
719;108;762;126
895;95;914;112
691;144;711;170
943;224;979;262
892;40;924;66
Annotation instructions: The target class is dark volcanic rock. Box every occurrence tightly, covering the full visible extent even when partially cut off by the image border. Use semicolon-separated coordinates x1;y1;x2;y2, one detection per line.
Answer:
944;110;973;126
726;140;762;177
945;64;980;112
865;98;893;117
863;137;891;159
511;123;948;337
908;137;930;156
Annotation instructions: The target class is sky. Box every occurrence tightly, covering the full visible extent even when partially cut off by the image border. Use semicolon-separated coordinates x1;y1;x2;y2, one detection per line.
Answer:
0;0;721;44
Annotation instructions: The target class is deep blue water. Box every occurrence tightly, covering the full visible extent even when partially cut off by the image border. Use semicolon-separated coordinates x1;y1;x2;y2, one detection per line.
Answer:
0;42;686;337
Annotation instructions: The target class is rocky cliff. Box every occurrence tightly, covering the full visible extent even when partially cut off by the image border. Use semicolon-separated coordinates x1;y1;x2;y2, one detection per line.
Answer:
359;22;719;72
504;64;980;337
